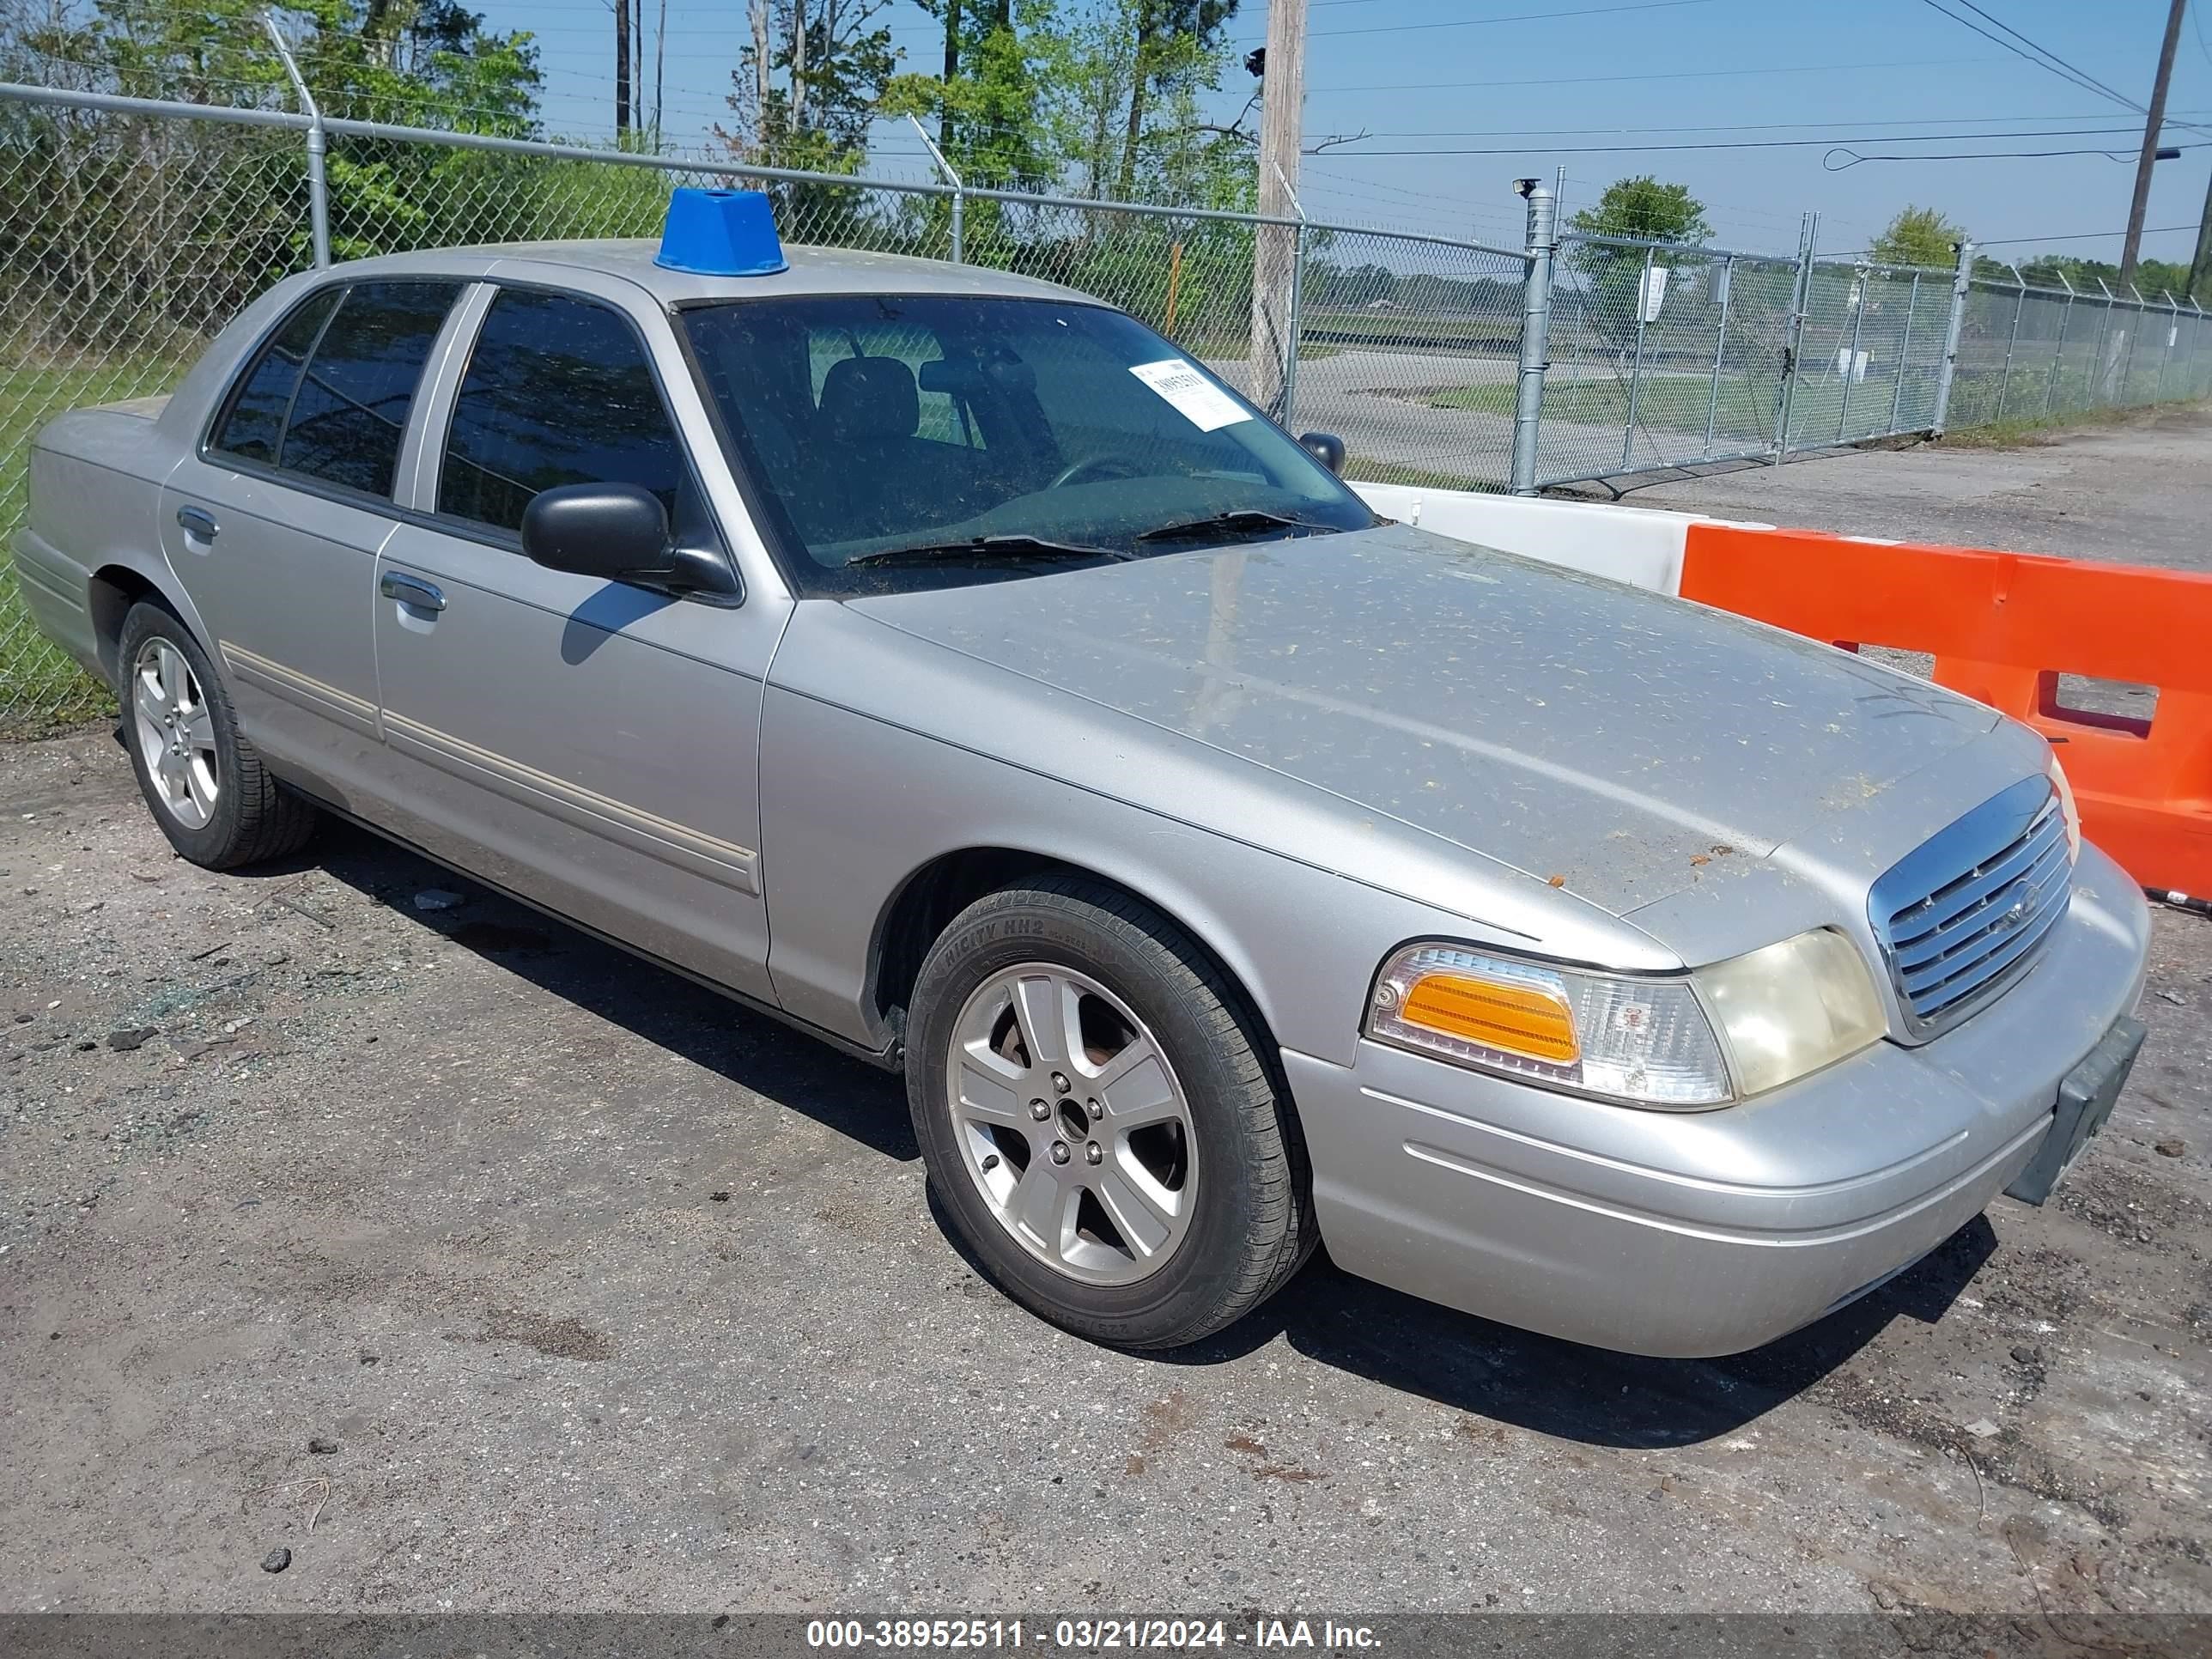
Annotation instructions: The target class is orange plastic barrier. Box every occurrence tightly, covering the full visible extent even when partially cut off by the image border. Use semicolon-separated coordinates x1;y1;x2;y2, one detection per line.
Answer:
1678;523;2212;895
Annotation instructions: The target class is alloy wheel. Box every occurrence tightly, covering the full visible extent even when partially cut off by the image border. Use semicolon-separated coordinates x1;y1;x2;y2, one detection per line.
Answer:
945;963;1198;1285
131;637;219;830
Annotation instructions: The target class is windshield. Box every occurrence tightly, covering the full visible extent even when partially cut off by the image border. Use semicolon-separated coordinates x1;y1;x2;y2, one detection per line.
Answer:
678;295;1376;594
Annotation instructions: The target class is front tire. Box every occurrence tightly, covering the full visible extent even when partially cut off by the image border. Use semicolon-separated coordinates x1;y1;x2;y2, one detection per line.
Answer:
906;877;1315;1350
117;602;317;870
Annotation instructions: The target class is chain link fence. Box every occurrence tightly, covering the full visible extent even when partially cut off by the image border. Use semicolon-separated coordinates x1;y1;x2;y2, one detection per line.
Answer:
1531;229;2212;489
3;80;2211;730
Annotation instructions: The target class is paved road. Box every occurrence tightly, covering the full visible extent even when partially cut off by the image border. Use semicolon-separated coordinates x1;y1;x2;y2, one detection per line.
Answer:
1210;346;1644;489
1601;403;2212;574
3;423;2209;1622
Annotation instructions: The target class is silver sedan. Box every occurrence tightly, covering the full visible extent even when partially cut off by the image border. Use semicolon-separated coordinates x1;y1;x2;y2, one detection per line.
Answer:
15;228;2148;1356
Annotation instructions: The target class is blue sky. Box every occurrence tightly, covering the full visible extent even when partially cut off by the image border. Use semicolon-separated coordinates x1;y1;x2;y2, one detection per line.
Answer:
470;0;2212;270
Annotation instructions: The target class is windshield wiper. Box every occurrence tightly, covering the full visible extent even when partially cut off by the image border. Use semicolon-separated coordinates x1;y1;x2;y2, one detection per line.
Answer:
1132;508;1340;544
844;533;1131;569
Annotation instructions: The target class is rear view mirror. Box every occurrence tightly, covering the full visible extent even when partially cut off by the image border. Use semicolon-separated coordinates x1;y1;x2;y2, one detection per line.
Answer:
521;483;738;600
1298;431;1346;475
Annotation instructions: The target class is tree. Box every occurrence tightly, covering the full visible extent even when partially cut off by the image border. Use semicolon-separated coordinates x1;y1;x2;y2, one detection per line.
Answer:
1112;0;1237;203
719;0;898;173
45;0;542;131
1870;205;1966;270
1565;175;1709;347
1568;174;1711;247
884;0;1244;203
2015;251;2194;300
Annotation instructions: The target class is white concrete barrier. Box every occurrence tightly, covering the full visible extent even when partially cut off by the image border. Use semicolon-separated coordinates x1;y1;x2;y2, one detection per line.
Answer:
1349;481;1771;598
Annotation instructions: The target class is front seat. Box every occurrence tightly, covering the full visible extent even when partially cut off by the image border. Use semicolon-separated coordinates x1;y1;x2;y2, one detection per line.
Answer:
809;356;940;543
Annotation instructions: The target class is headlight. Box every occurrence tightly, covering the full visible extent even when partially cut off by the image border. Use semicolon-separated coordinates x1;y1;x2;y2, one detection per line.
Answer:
2047;749;2081;861
1367;930;1886;1108
1693;928;1886;1097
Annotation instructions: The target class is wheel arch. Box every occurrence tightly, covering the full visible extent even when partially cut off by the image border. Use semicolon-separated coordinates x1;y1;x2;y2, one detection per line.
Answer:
867;846;1292;1078
88;561;198;686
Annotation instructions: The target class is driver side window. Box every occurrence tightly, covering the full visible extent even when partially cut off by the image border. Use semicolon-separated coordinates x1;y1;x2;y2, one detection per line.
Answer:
438;289;689;536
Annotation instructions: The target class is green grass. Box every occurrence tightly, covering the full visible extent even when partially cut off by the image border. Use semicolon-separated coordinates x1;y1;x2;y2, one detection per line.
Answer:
1427;374;1784;431
2;356;191;733
1934;395;2211;450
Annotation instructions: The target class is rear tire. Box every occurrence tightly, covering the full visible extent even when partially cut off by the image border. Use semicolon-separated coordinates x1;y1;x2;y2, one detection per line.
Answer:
117;602;317;870
906;876;1315;1350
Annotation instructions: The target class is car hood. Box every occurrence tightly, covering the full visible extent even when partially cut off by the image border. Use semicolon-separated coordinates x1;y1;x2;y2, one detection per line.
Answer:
847;522;2002;914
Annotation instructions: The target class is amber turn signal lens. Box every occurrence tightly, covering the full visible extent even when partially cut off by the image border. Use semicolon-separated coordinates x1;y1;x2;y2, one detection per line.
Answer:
1399;972;1580;1063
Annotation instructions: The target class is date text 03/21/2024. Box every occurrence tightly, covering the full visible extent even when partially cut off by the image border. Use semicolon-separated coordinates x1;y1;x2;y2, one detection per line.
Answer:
803;1619;1383;1650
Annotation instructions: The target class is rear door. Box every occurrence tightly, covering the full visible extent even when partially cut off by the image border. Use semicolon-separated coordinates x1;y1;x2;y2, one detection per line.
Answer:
160;279;464;810
368;278;781;1003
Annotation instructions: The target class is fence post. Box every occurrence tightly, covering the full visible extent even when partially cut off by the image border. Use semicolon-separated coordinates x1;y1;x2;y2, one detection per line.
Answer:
263;13;328;268
2155;292;2179;400
1282;217;1304;429
2120;284;2146;402
2044;271;2073;416
1929;238;1974;437
1771;212;1818;461
906;113;963;264
1995;264;2027;421
1702;253;1733;460
1509;177;1557;495
1620;245;1655;471
2091;278;2116;404
1837;264;1868;441
1887;270;1918;434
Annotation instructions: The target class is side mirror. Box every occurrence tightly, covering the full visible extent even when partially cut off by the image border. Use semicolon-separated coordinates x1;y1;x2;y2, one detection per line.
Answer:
1298;431;1346;476
520;483;737;600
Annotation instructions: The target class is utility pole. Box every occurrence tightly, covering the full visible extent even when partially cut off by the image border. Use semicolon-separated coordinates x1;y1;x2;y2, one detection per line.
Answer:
614;0;632;139
1249;0;1306;420
2119;0;2188;285
940;0;961;149
2191;161;2212;301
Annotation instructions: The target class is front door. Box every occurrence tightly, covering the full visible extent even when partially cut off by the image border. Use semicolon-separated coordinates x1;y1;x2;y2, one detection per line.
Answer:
368;283;779;1003
161;278;462;811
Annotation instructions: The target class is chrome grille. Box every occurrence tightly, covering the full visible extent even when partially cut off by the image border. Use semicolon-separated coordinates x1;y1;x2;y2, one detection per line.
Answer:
1869;776;2073;1037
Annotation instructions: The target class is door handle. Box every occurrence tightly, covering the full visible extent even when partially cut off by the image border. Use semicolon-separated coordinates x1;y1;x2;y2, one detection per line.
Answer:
380;570;446;613
175;505;219;542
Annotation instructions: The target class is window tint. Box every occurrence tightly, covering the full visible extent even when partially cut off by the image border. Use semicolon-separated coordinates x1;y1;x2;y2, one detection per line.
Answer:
439;289;687;533
210;289;340;464
278;281;460;497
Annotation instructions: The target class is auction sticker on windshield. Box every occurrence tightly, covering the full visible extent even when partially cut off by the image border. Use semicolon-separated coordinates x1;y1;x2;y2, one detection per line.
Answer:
1129;359;1254;432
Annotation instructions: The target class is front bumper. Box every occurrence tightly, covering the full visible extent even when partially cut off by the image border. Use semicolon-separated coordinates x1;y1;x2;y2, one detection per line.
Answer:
1285;843;2151;1358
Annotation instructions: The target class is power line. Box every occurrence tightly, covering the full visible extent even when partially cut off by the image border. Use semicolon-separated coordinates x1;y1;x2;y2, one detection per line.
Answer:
1328;125;2172;158
1913;0;2212;139
1827;139;2210;169
1306;55;1998;96
1976;222;2199;246
1911;0;2146;112
1345;111;2188;141
1232;0;1722;46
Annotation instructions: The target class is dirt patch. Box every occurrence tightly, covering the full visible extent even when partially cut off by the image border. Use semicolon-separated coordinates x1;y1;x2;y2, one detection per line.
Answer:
479;1310;614;1362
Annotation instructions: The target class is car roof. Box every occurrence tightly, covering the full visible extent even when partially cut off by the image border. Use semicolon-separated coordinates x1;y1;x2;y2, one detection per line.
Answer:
319;238;1107;308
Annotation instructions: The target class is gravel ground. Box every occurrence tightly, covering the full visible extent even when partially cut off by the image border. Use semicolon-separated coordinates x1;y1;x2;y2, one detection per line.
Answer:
3;428;2211;1623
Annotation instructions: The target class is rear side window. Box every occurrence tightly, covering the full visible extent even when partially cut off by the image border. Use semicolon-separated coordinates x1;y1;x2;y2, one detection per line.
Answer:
278;282;461;496
209;289;341;465
438;289;688;534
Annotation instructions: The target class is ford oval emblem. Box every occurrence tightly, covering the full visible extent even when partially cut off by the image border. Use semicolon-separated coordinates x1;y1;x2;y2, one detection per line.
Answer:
1996;877;2041;932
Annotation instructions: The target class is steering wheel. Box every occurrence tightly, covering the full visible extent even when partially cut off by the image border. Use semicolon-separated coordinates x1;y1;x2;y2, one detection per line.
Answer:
1048;455;1143;490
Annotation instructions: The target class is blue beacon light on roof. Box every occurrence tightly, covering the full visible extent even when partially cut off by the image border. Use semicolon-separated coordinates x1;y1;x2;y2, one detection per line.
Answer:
654;187;788;277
